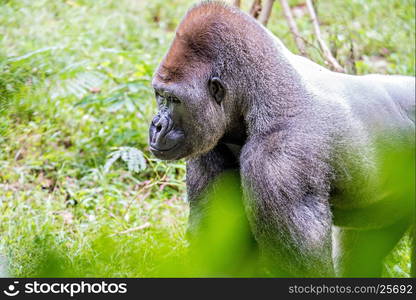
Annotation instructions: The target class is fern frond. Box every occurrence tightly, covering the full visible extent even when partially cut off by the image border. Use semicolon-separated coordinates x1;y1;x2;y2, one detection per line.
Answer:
104;147;146;173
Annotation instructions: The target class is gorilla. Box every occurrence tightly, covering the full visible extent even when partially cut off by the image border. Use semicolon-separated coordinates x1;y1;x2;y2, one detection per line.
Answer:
149;1;415;277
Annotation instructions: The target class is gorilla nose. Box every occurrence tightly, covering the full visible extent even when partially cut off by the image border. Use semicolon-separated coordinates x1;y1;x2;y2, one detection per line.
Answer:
150;115;177;151
153;116;169;135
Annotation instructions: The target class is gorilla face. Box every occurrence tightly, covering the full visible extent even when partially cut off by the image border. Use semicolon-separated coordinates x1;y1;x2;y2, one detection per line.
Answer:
149;73;227;160
149;86;187;160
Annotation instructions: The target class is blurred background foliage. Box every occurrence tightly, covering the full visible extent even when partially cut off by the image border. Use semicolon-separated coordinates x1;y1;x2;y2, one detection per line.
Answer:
0;0;414;277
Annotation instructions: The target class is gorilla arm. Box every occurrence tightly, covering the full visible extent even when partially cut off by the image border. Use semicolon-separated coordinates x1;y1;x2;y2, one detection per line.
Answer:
240;130;335;276
186;143;239;237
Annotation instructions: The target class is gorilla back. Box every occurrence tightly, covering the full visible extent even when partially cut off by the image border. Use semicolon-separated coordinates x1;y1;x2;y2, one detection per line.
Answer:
149;1;415;277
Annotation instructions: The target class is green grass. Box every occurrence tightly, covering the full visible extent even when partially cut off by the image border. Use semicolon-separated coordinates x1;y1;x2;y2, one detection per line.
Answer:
0;0;414;277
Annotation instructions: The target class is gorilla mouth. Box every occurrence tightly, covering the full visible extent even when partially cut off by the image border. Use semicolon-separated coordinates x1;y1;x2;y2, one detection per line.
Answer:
150;144;178;152
149;143;183;160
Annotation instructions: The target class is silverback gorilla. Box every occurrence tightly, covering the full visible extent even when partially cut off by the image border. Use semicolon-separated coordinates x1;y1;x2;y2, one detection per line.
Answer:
149;1;415;277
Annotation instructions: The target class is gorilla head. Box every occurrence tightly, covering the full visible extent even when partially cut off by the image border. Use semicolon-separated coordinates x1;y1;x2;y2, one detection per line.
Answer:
148;5;255;160
150;69;227;160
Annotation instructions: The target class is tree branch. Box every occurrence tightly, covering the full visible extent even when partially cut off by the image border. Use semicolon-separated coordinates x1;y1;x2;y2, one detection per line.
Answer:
279;0;306;56
305;0;344;72
250;0;262;19
258;0;275;26
232;0;241;7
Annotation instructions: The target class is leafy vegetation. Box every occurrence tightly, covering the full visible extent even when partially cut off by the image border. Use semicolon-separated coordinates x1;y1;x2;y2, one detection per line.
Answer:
0;0;414;277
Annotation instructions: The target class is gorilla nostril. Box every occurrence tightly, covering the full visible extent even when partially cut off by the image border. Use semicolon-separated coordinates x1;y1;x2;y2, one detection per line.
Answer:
156;124;162;132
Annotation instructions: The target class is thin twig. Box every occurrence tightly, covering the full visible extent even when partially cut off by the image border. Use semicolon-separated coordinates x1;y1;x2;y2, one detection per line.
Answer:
122;189;151;220
279;0;306;56
292;33;325;60
111;222;151;236
258;0;275;26
305;0;344;72
281;29;338;67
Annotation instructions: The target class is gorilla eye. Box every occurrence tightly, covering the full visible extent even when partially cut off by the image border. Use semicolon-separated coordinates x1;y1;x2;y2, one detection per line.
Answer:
209;77;225;104
168;95;181;104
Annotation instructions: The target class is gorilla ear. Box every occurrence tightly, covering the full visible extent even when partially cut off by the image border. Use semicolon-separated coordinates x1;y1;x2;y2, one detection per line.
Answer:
209;77;225;104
